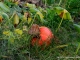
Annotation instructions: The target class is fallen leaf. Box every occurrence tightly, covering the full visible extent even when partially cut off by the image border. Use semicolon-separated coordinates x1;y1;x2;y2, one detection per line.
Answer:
3;31;11;36
14;29;23;35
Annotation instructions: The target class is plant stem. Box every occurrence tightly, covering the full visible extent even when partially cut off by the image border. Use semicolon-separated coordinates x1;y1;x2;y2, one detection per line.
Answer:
58;0;62;6
56;17;63;32
9;11;16;20
28;13;37;29
76;43;80;54
56;10;65;32
45;0;47;7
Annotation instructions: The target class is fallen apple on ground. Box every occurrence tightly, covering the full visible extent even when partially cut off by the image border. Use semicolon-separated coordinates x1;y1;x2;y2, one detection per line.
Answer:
31;26;54;46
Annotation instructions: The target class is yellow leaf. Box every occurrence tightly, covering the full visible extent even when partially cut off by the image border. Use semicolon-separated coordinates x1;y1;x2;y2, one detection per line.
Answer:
59;9;68;19
26;3;36;8
23;15;27;21
3;31;11;36
23;26;28;31
64;9;68;13
23;12;30;21
36;11;44;21
15;1;20;5
28;17;32;24
14;29;23;35
13;13;19;25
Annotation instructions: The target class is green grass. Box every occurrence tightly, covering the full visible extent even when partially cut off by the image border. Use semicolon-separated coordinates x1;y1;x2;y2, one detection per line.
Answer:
0;0;80;60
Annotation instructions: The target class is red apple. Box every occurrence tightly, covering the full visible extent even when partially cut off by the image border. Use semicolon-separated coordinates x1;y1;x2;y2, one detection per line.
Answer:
31;26;53;46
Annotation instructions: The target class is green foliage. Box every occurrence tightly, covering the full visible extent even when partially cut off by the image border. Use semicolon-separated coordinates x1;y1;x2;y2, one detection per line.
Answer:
66;0;80;18
46;0;54;5
0;0;80;60
67;0;80;10
0;2;10;12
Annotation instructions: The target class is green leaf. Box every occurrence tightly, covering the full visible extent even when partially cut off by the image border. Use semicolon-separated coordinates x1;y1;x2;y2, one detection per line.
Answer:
66;12;72;20
0;2;10;12
54;7;73;21
54;7;63;15
36;11;44;22
30;8;39;13
74;24;80;33
26;3;36;8
0;12;9;20
25;3;39;13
